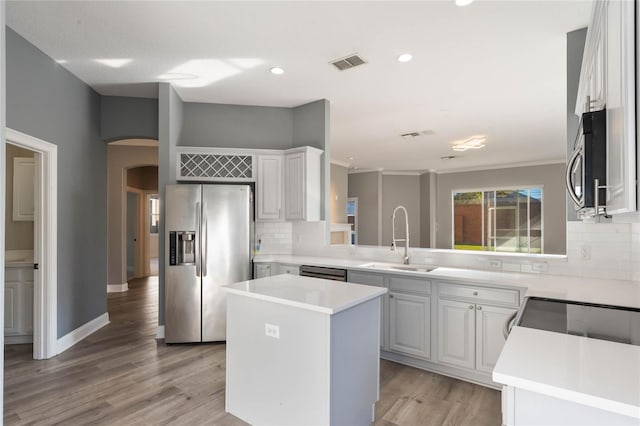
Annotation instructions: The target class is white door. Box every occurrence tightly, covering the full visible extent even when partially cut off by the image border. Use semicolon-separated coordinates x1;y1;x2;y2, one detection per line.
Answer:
389;291;430;359
284;152;305;220
475;304;516;374
437;298;475;369
256;155;283;220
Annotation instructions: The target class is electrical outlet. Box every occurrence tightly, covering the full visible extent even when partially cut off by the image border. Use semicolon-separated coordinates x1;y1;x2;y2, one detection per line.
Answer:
488;260;502;269
265;323;280;339
580;244;591;261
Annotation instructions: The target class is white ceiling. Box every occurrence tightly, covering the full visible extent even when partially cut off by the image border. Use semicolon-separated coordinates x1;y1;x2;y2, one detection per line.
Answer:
6;0;592;172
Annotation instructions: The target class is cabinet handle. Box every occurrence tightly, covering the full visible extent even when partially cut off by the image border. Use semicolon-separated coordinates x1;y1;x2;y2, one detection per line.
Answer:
477;306;482;311
468;305;474;309
473;291;478;296
389;294;394;299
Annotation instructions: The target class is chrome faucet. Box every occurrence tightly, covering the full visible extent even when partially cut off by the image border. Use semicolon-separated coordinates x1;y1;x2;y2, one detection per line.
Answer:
391;205;410;264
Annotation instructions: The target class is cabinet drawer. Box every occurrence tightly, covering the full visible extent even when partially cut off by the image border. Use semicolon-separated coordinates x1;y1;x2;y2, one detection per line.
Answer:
438;283;519;306
389;276;430;294
348;271;385;287
278;264;299;275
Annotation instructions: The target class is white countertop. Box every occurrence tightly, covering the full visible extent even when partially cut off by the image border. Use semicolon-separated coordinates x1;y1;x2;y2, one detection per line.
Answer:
494;326;640;419
223;274;387;315
254;254;640;309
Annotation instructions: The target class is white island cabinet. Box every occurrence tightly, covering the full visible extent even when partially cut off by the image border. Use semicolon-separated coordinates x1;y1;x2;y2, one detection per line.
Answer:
223;274;387;426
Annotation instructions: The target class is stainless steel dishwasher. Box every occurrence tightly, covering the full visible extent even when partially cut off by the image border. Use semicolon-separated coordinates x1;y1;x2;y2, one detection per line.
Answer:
299;265;347;282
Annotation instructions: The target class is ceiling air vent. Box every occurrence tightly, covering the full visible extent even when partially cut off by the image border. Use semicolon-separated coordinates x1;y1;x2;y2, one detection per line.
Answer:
331;54;366;71
401;130;435;140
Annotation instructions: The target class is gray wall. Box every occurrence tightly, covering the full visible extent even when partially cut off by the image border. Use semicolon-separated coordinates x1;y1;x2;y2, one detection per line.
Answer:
348;172;380;246
567;28;588;222
435;163;567;255
6;27;107;337
101;96;159;142
330;163;348;224
180;102;293;148
5;144;34;250
381;175;421;248
294;100;330;223
419;172;432;248
107;145;158;287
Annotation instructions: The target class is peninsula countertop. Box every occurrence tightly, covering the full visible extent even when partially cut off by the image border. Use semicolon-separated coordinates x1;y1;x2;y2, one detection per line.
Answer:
223;274;387;315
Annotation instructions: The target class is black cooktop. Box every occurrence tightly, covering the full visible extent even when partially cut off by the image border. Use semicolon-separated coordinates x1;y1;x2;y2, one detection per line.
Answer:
517;297;640;346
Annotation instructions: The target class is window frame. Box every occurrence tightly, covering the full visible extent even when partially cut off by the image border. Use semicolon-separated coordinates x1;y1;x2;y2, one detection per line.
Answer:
451;185;544;254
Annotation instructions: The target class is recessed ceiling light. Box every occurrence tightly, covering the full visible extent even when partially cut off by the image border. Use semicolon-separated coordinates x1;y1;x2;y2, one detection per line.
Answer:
56;59;68;64
452;135;487;151
270;67;285;75
348;157;354;161
397;53;413;63
95;58;132;68
455;0;474;6
157;73;198;81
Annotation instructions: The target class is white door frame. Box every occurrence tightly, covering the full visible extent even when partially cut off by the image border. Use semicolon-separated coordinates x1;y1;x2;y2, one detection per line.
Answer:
6;128;57;360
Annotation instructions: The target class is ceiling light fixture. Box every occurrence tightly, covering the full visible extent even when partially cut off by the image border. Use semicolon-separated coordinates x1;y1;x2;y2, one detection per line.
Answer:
55;59;68;64
451;135;487;151
94;58;132;68
397;53;413;63
455;0;474;6
270;67;285;75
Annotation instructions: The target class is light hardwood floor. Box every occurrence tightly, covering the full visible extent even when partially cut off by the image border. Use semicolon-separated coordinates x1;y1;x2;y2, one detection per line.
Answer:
4;277;501;425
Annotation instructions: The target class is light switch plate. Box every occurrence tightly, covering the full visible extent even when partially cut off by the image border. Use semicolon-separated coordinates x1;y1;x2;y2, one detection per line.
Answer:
265;323;280;339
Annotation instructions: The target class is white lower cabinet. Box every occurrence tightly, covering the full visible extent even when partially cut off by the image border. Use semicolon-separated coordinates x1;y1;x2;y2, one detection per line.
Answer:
254;263;274;278
4;265;34;343
389;291;430;360
437;299;475;369
437;282;518;375
277;264;299;275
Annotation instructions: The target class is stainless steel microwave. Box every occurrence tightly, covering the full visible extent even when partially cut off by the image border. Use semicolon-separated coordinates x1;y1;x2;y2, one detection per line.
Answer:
566;109;607;213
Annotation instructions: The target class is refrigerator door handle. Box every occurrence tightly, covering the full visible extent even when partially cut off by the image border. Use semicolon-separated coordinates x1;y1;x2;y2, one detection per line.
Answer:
202;202;208;277
195;202;201;277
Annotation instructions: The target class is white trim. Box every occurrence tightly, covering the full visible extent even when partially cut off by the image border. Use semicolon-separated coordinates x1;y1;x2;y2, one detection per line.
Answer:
435;160;565;175
330;159;350;168
107;283;129;293
156;325;165;339
348;168;384;174
381;171;422;176
6;128;58;360
56;312;110;355
5;335;33;345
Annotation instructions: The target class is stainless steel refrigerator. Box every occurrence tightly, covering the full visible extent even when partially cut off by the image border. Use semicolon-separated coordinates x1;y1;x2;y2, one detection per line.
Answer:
165;184;253;343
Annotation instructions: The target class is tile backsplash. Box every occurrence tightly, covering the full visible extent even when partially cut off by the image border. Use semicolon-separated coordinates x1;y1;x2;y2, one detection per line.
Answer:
254;222;292;254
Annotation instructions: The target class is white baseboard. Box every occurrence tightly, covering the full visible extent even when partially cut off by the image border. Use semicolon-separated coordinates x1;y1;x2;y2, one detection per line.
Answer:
5;335;33;345
156;325;165;339
107;283;129;293
57;312;110;354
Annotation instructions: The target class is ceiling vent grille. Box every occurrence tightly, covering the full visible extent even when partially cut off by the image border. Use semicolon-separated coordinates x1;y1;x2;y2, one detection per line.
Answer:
331;54;366;71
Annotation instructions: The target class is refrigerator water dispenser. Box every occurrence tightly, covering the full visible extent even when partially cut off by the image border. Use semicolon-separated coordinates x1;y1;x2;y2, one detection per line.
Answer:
169;231;196;265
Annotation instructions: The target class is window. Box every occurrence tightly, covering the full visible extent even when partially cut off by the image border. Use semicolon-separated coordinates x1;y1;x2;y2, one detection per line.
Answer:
453;187;542;254
149;195;160;234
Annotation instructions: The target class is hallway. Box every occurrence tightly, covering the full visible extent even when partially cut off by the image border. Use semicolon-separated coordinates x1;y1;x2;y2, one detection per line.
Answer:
4;277;500;425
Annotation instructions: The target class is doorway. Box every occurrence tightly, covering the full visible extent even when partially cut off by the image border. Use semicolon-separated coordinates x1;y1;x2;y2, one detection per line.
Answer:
4;129;57;360
126;191;139;280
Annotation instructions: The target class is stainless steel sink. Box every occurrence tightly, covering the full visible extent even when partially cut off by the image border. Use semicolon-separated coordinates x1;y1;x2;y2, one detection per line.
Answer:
362;263;437;273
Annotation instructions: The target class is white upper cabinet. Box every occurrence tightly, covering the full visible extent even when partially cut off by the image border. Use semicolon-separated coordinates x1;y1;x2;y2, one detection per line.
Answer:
256;154;283;220
576;0;636;215
284;146;322;221
605;0;636;214
13;157;35;221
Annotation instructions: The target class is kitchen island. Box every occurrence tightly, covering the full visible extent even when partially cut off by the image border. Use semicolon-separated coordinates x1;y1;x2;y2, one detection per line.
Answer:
223;274;387;426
